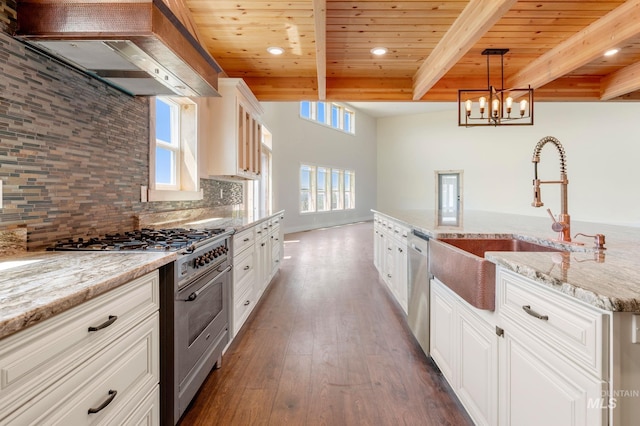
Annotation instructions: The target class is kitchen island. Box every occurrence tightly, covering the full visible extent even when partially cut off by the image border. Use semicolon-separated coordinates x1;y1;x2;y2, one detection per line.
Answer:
373;209;640;311
373;209;640;426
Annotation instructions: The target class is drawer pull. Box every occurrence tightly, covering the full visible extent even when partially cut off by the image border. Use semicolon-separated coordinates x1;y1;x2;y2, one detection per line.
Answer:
244;265;250;270
88;315;118;332
243;238;250;242
244;300;251;306
88;389;117;414
522;305;549;321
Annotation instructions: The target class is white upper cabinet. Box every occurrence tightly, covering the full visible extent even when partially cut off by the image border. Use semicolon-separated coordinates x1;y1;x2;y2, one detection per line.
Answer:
201;78;264;180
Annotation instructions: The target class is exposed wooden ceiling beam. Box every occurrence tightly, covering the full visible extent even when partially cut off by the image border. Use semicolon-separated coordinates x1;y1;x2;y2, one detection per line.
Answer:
412;0;518;101
509;0;640;89
601;61;640;100
313;0;326;100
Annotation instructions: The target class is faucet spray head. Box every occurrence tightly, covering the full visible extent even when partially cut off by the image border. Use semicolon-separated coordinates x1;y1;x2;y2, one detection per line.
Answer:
532;179;544;207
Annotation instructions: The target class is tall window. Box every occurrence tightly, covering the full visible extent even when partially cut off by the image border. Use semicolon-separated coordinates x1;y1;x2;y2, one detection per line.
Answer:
300;164;315;213
300;164;355;213
299;101;355;134
155;97;180;188
317;167;329;211
344;170;355;209
248;126;273;219
149;96;200;201
331;169;342;210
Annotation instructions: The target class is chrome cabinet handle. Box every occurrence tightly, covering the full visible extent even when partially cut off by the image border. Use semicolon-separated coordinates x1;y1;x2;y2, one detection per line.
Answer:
88;389;117;414
522;305;549;321
88;315;118;332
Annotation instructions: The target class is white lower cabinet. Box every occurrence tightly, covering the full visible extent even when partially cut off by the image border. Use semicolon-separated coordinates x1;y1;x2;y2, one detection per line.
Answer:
430;277;497;426
373;213;409;314
430;279;456;384
458;300;498;426
0;271;160;425
499;329;605;426
497;267;608;426
231;212;284;338
430;268;612;426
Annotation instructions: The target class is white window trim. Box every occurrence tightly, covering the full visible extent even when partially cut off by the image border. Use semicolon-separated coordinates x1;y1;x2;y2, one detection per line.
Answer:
299;163;356;214
148;96;203;202
299;101;356;135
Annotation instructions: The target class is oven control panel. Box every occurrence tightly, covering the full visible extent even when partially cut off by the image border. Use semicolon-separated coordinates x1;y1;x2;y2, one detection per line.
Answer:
178;237;230;282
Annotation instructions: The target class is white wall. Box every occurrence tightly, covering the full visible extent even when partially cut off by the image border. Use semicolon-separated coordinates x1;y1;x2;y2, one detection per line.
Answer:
376;102;640;227
261;102;377;233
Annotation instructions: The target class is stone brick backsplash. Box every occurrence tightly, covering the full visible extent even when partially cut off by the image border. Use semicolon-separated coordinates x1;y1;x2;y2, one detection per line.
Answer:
0;32;243;250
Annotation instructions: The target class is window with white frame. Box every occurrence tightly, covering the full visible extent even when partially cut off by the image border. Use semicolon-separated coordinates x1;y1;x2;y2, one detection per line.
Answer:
300;164;355;213
149;96;201;201
299;101;355;134
300;164;315;213
248;126;273;219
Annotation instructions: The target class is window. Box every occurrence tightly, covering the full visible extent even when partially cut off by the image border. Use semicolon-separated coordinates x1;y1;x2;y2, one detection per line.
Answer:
248;126;273;220
331;169;342;210
300;164;315;213
299;101;355;134
149;96;201;201
317;167;329;211
155;98;179;188
300;164;355;213
344;170;355;209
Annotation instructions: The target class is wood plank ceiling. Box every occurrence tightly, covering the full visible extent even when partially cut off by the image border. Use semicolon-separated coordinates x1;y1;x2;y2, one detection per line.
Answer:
186;0;640;102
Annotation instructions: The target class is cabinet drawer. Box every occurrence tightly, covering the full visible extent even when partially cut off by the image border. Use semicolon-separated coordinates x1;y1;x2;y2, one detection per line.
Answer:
234;285;256;334
233;246;255;287
0;271;158;415
2;313;158;425
233;228;255;254
497;268;608;379
254;223;268;238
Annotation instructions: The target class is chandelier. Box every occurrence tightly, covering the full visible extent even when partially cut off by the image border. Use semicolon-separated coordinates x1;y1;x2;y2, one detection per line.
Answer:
458;49;534;127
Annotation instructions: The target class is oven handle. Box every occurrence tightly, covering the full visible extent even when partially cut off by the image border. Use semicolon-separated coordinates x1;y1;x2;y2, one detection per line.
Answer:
181;265;232;302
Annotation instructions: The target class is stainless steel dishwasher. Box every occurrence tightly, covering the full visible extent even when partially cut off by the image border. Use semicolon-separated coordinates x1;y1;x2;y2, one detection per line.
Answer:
407;230;430;355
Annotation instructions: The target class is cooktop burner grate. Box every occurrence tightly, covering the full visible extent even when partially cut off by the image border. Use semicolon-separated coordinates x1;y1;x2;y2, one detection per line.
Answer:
49;227;228;252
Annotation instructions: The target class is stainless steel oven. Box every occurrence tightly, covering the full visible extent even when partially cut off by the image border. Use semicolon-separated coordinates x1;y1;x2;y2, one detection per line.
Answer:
49;226;234;426
160;230;233;425
175;259;231;415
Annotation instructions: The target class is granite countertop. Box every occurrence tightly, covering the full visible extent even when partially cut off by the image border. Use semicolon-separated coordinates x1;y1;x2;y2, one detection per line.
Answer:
0;251;176;339
0;209;286;340
181;210;286;233
137;208;285;233
373;209;640;312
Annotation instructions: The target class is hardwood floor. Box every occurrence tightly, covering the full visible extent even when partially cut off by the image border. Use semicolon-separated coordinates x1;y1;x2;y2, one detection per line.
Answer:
179;221;473;426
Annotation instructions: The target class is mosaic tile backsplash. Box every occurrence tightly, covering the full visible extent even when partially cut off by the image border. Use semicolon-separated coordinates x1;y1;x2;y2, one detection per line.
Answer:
0;31;243;250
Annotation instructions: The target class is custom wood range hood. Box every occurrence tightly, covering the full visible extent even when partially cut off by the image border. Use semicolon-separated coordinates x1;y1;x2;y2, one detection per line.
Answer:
15;0;222;97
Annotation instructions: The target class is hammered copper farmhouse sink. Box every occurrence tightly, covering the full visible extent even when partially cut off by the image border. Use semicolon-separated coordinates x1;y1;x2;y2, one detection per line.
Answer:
429;238;560;310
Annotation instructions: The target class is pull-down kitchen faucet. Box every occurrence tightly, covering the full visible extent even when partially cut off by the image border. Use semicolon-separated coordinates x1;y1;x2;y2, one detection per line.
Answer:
531;136;571;242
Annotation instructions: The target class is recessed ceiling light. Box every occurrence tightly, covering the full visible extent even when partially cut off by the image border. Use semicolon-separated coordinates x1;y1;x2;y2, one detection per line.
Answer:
604;48;619;57
267;46;284;55
370;47;388;56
